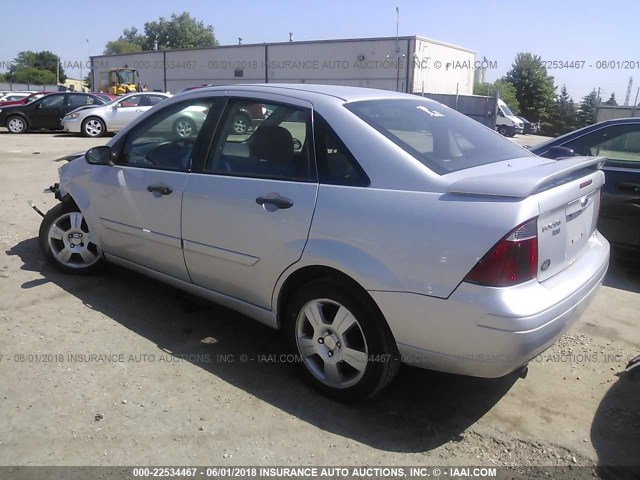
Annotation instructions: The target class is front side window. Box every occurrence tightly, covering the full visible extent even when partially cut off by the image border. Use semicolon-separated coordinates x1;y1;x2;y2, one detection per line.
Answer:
563;124;640;167
118;96;142;108
41;95;64;108
118;99;214;171
345;99;531;174
205;99;314;181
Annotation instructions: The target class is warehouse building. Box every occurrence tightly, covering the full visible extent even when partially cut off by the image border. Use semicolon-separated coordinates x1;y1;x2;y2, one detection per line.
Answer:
90;35;477;95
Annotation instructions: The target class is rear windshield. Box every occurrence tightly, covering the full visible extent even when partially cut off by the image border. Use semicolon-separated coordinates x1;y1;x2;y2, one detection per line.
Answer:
345;98;531;174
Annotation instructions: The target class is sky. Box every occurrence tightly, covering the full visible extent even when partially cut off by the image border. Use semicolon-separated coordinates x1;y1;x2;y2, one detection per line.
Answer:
1;0;639;103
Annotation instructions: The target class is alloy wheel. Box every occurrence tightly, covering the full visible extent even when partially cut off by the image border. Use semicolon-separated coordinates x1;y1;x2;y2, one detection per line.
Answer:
295;298;369;389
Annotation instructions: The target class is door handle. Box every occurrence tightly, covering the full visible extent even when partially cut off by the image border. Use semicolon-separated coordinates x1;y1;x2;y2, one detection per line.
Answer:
147;184;173;195
256;194;293;209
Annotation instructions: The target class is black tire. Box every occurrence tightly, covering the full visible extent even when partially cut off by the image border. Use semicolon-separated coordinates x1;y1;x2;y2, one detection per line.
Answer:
285;278;400;401
497;125;508;136
6;115;28;134
39;201;103;274
173;117;196;137
82;117;106;138
231;113;251;134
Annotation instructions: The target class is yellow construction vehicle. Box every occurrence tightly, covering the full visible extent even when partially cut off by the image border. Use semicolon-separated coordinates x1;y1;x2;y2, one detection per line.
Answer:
98;68;147;95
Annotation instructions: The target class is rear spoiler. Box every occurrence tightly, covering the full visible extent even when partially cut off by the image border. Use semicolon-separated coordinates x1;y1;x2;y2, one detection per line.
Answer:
447;156;606;198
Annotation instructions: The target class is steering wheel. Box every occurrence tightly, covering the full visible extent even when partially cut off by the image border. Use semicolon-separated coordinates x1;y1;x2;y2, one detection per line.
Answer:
146;138;196;168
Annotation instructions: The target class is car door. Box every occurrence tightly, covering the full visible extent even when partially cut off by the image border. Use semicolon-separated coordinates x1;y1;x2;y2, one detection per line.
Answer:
182;96;318;309
86;97;217;281
561;123;640;248
31;94;66;129
109;95;146;130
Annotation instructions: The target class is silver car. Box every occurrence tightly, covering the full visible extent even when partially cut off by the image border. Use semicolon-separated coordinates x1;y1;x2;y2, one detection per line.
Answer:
38;85;610;400
61;92;171;137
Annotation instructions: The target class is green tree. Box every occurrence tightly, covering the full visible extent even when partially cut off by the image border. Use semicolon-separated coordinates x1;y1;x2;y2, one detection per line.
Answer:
104;40;143;55
83;72;93;91
6;50;66;84
546;85;578;136
603;93;618;106
576;90;600;128
13;67;56;85
105;12;218;53
474;80;520;115
504;53;556;123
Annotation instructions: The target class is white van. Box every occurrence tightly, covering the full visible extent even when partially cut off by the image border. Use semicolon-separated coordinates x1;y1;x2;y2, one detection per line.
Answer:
496;99;523;137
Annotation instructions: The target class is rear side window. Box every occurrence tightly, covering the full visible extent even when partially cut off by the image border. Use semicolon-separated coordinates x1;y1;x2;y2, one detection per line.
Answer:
205;99;314;182
314;115;370;186
345;99;531;175
69;95;99;107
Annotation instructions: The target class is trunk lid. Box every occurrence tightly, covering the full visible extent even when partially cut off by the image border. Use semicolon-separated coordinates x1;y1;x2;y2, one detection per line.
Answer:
448;156;606;282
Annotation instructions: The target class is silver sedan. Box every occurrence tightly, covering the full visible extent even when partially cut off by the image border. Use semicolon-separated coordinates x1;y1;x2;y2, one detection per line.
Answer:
61;92;171;137
38;85;610;400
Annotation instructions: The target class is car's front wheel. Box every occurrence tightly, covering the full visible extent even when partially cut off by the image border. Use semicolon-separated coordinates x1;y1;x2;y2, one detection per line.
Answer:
6;115;28;134
39;202;103;274
497;125;508;136
82;117;106;137
285;279;400;400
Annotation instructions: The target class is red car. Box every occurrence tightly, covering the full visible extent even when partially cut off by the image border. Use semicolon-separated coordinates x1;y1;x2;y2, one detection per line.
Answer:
0;91;54;107
92;92;117;102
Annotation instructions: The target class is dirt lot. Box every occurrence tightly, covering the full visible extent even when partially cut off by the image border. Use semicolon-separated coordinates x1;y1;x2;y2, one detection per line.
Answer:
0;131;638;471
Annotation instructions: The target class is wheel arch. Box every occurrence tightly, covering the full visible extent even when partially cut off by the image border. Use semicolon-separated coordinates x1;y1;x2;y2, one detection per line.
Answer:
275;264;392;337
81;116;107;136
5;112;29;127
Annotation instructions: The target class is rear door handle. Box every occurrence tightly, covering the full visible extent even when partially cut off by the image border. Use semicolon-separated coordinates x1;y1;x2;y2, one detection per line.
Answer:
147;184;173;195
256;194;293;209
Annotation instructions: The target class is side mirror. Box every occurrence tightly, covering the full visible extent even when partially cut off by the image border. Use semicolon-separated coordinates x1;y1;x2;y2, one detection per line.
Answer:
112;104;119;109
545;146;576;159
85;146;113;166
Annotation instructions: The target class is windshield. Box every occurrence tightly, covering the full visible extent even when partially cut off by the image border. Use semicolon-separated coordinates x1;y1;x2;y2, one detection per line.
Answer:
500;102;515;117
117;70;135;84
345;98;532;175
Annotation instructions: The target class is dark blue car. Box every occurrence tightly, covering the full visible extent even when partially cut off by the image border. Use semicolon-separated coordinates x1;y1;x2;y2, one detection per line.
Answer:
530;117;640;252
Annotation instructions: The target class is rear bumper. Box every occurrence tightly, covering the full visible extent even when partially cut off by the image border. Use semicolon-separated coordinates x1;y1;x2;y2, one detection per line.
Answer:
371;231;610;377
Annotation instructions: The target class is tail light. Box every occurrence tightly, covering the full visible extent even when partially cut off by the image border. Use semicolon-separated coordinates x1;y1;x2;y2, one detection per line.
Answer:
464;218;538;287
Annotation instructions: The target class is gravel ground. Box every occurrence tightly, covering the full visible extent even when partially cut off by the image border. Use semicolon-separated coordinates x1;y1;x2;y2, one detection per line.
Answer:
0;132;638;475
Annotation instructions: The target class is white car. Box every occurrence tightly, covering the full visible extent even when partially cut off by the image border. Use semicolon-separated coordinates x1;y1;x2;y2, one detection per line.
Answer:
62;92;171;137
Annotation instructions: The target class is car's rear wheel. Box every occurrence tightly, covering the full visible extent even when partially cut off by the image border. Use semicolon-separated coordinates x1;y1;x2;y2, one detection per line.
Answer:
39;202;103;274
7;115;27;134
82;117;106;137
232;113;251;134
285;279;400;400
173;117;196;137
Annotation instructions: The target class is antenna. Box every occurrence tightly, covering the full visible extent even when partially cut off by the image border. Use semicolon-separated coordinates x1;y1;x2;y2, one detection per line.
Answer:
624;76;633;106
